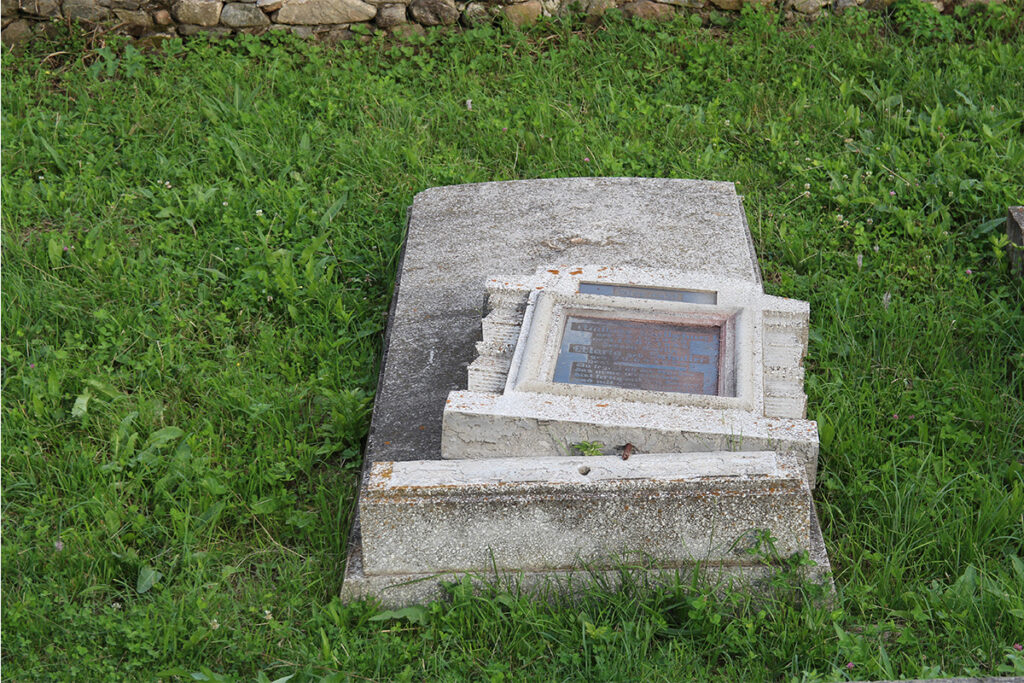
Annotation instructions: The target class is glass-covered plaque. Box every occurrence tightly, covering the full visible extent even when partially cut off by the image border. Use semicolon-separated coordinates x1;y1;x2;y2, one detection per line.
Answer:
552;316;721;395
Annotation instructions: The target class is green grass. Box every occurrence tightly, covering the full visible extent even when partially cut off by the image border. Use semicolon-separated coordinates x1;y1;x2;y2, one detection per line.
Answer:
2;3;1023;679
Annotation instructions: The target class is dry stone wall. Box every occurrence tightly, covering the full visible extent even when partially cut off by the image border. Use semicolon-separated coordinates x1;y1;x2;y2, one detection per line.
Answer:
0;0;999;49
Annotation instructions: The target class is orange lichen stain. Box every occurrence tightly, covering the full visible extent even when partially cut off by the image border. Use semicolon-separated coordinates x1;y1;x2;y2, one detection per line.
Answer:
536;286;544;290
384;441;392;445
418;425;426;430
376;462;394;481
547;269;560;275
569;269;583;275
595;403;609;408
598;267;608;271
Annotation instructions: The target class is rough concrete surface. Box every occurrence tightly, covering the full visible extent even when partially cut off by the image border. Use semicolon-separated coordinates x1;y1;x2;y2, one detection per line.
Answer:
442;391;820;487
360;452;811;574
366;178;762;465
341;497;832;607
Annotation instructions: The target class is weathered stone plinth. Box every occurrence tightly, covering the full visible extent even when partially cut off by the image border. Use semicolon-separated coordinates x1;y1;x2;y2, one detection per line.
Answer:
362;452;811;574
343;497;832;606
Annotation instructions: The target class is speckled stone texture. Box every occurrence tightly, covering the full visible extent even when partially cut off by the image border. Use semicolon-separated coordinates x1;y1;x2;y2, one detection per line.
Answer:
366;178;761;465
360;452;811;574
441;393;820;487
342;498;832;607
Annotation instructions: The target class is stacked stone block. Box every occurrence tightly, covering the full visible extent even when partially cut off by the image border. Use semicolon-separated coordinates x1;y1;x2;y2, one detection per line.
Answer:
2;0;1002;50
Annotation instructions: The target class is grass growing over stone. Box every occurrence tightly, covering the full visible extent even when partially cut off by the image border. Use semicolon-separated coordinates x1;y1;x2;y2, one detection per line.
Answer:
3;4;1023;680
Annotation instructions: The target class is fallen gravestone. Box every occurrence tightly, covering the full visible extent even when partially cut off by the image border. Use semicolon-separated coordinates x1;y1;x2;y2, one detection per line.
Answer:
340;178;831;606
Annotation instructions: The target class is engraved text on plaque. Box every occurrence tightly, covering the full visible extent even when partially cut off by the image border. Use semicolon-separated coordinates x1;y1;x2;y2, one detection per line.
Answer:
552;316;721;395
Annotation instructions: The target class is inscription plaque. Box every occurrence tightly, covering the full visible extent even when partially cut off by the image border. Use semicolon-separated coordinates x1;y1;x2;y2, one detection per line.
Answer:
552;316;721;395
579;282;717;305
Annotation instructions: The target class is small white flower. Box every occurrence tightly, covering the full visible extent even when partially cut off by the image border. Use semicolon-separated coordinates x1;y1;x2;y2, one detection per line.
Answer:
255;209;263;216
38;175;44;180
210;619;220;630
867;218;873;225
856;254;863;270
465;99;472;111
222;201;228;206
263;609;273;621
112;601;122;610
804;183;810;190
164;181;172;189
882;291;891;310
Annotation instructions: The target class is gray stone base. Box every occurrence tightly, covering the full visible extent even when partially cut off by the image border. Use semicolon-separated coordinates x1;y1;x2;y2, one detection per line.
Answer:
340;500;832;607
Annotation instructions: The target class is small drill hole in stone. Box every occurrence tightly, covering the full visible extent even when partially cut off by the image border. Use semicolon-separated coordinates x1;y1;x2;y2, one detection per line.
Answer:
578;465;591;476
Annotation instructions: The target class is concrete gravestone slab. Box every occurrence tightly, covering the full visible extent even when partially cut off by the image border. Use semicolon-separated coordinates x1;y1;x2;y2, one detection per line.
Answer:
341;178;830;606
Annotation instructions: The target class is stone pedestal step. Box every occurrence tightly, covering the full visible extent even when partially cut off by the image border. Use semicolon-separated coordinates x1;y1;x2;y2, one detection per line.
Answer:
359;452;812;576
